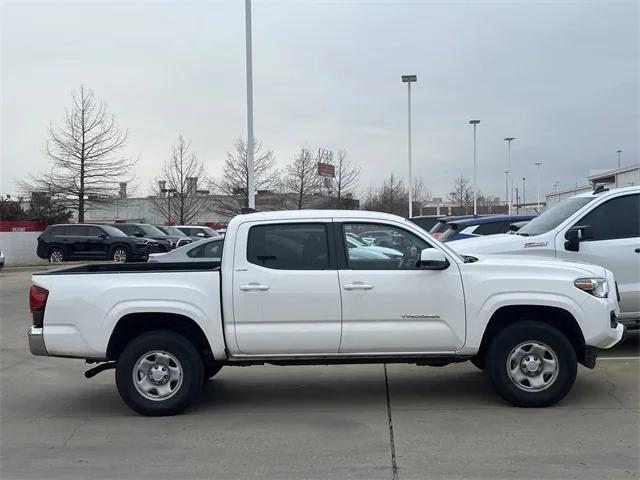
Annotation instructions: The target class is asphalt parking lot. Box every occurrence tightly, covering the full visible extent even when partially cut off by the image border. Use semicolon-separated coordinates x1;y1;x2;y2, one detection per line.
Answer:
1;268;638;480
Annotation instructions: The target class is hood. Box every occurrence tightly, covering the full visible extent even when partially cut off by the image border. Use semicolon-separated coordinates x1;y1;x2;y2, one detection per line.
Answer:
470;253;605;278
449;233;548;255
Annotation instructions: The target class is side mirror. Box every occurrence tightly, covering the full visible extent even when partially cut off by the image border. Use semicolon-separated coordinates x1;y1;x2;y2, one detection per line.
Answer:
97;233;107;239
419;249;450;270
564;225;593;252
134;232;144;238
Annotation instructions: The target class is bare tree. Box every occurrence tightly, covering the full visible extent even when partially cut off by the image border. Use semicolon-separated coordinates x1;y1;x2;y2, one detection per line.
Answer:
326;149;359;208
362;174;430;217
151;135;211;224
284;146;322;209
448;175;474;214
20;85;136;222
211;138;280;215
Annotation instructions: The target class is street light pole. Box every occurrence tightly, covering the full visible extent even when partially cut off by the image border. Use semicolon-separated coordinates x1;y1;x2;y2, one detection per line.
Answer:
504;137;515;214
522;177;526;209
402;75;417;217
535;162;542;211
469;120;481;215
504;170;509;212
245;0;255;210
617;150;622;168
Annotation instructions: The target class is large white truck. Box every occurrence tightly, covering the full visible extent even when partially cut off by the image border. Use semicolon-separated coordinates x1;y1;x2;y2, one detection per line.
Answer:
451;186;639;328
28;210;624;415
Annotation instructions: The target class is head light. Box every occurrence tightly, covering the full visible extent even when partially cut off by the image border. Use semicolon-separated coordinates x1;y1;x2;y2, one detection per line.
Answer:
574;277;608;298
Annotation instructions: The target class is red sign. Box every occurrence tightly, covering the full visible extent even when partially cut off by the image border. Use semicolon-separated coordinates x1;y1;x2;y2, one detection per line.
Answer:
317;162;335;178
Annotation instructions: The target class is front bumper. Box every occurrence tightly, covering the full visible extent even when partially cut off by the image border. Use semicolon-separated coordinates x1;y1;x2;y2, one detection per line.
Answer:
28;327;48;356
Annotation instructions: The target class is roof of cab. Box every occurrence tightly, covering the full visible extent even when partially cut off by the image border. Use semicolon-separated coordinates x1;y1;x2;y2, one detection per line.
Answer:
572;185;639;198
229;209;408;225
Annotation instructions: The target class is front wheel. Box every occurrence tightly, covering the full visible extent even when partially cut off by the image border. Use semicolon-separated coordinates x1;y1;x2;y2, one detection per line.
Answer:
115;331;204;416
485;321;577;407
112;247;129;263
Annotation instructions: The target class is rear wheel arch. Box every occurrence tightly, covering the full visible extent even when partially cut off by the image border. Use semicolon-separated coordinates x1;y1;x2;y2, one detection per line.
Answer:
107;313;216;370
475;305;586;368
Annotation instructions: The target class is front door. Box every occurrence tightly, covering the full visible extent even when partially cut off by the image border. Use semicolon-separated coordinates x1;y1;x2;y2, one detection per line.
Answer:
231;220;342;355
337;221;466;353
557;192;640;321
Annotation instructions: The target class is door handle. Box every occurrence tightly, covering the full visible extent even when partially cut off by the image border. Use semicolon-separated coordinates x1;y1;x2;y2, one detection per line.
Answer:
239;283;270;291
343;282;373;291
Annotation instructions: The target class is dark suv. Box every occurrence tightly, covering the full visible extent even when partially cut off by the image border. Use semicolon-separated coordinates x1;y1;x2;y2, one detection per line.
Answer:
110;223;172;251
36;224;161;263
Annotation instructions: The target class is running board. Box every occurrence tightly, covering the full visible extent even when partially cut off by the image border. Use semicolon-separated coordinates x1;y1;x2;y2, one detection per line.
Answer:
224;355;471;367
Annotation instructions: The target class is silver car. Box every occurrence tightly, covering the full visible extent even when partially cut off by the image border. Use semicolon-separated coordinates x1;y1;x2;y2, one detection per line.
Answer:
147;237;223;263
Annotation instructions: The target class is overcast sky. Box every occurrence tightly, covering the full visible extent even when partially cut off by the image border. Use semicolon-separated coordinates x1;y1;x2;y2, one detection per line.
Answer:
1;0;638;201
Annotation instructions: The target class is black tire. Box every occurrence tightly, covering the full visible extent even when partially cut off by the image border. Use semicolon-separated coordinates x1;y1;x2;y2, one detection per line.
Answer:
48;248;65;263
115;330;204;416
111;246;129;263
470;356;485;371
485;320;577;407
204;362;224;381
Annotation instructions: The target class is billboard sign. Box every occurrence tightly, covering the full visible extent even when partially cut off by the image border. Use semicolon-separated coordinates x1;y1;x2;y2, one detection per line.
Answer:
317;162;335;178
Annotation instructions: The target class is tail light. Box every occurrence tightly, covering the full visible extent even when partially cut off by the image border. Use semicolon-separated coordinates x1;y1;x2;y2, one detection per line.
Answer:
29;285;49;328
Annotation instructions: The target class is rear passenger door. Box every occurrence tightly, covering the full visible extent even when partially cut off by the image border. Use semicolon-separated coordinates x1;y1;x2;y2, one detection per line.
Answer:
231;220;342;355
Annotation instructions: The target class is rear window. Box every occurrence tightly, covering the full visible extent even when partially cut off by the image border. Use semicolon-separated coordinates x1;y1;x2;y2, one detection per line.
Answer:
430;221;450;234
473;221;509;236
247;223;329;270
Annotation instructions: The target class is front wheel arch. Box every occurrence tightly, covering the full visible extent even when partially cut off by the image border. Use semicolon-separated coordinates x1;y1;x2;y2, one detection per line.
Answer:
476;305;585;368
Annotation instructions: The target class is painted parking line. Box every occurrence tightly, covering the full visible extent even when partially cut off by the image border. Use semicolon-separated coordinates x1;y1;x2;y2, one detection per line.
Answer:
599;356;640;361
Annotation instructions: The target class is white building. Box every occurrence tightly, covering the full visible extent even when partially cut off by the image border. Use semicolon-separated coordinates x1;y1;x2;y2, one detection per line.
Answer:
546;164;639;207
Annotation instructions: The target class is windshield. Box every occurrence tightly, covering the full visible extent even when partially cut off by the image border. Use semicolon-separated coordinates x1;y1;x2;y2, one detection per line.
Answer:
139;224;167;236
517;197;595;236
165;226;187;236
102;225;127;237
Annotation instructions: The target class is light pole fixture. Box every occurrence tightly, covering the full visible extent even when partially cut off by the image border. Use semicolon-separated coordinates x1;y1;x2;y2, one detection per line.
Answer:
534;162;542;211
160;187;177;224
504;137;515;214
402;74;417;218
469;120;481;215
617;150;622;168
245;0;255;210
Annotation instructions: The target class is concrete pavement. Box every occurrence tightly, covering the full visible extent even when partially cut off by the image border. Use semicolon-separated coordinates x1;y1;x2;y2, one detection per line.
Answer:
1;269;638;479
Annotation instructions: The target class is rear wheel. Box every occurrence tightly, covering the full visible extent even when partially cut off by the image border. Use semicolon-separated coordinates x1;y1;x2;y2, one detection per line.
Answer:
115;330;204;416
485;321;577;407
49;248;65;263
112;247;129;263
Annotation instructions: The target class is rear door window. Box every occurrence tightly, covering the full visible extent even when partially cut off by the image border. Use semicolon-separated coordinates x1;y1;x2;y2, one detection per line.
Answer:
247;223;329;270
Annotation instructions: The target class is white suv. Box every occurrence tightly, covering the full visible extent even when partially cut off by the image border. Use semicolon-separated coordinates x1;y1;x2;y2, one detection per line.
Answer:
452;186;640;328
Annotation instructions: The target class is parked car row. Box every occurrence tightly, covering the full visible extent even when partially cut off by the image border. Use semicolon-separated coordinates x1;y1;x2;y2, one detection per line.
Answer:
35;223;222;263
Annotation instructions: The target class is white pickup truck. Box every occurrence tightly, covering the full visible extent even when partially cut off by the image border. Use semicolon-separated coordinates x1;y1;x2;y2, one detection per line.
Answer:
28;210;624;416
451;186;640;328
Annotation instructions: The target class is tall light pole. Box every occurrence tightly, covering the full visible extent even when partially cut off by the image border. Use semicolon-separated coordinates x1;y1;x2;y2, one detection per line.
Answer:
554;181;560;192
504;137;515;214
617;149;622;168
504;170;509;212
469;120;481;215
402;75;417;217
245;0;255;210
522;177;526;209
535;162;542;211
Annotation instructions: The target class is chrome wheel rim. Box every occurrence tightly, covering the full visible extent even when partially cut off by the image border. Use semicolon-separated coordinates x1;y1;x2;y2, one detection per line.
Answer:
507;341;558;392
133;350;183;401
49;250;63;263
113;249;127;263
